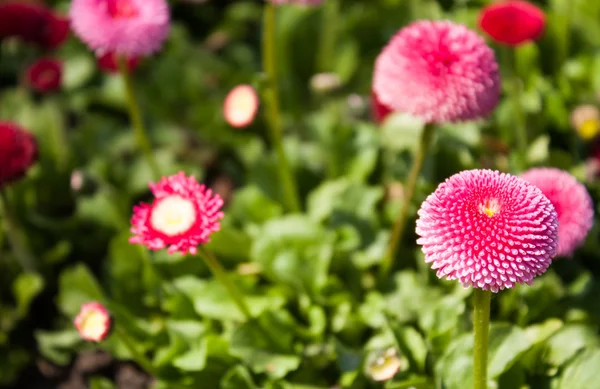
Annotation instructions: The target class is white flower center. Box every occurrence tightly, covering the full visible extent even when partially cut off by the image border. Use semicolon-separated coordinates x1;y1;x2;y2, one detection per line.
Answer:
79;310;108;341
150;195;197;236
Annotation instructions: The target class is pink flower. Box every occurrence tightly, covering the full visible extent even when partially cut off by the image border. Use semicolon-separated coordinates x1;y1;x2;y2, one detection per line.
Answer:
0;2;69;49
372;20;500;124
479;1;545;46
223;85;260;128
74;302;112;342
0;122;38;189
129;172;224;255
520;168;594;257
69;0;170;57
25;58;62;93
416;169;558;292
97;52;140;73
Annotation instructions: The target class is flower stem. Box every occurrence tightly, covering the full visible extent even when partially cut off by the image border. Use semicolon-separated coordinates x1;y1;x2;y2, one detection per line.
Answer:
473;289;491;389
118;56;160;180
113;326;159;377
379;124;435;280
317;0;339;72
262;3;301;213
0;190;37;272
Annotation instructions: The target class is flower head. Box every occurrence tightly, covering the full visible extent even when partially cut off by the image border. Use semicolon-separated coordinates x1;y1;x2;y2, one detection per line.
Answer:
416;169;558;292
365;348;404;382
0;2;69;49
372;20;500;124
69;0;170;57
478;1;545;46
0;122;38;188
520;168;594;257
25;58;62;93
129;172;224;255
97;51;140;73
74;302;112;342
223;85;260;128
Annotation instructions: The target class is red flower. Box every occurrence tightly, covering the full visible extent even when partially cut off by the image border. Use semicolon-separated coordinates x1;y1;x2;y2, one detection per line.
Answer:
371;91;393;124
25;58;62;93
0;122;38;188
74;302;112;342
478;1;545;46
0;2;69;49
129;172;224;255
97;52;140;73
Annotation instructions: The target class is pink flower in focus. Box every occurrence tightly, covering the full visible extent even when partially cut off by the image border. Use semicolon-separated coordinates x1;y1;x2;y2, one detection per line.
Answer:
74;302;112;342
69;0;170;57
25;58;62;93
520;168;594;257
372;20;500;124
130;172;224;255
97;52;140;73
0;2;69;49
0;122;38;189
416;169;558;292
223;85;260;128
479;1;545;46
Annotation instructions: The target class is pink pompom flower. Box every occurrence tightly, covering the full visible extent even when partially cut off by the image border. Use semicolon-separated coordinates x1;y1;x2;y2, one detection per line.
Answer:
479;1;545;47
416;169;558;292
130;172;224;255
69;0;170;57
223;85;260;128
74;302;112;343
372;20;500;124
0;122;38;189
520;168;594;257
25;58;62;93
97;51;140;73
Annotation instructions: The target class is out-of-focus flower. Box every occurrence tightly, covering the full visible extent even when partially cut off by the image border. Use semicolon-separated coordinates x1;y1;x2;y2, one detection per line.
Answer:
371;91;393;123
479;1;545;46
365;348;404;382
521;168;594;257
74;302;112;343
570;104;600;140
96;52;140;73
372;20;500;124
416;169;558;292
0;2;69;49
223;85;260;128
267;0;323;5
0;122;38;189
129;172;224;255
310;72;342;94
69;0;170;57
25;58;62;93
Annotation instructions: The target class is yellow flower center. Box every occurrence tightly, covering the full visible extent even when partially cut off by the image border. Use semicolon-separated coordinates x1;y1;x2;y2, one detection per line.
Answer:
79;310;109;341
479;198;501;218
150;195;197;236
579;119;600;140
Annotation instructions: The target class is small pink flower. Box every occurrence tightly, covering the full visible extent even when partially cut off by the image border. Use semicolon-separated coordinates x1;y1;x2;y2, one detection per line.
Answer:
416;169;558;292
69;0;170;57
25;58;62;93
372;20;500;124
520;168;594;257
223;85;260;128
479;1;545;47
129;172;224;255
0;122;38;189
74;302;112;342
97;52;140;73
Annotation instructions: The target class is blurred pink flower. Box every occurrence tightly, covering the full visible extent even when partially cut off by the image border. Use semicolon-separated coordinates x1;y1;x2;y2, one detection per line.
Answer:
479;0;545;46
97;51;140;73
372;20;500;124
416;169;558;292
25;57;62;93
129;172;224;255
223;85;260;128
521;168;594;257
69;0;170;57
0;2;69;49
0;122;38;189
74;302;112;343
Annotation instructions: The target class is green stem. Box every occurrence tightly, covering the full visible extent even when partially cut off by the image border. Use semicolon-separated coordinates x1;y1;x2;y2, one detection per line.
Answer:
0;191;36;272
317;0;339;72
114;326;159;377
118;57;160;180
473;289;491;389
262;4;301;213
379;124;435;280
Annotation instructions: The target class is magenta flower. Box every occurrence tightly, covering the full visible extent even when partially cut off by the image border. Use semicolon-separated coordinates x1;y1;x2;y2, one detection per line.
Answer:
24;58;62;93
416;169;558;292
69;0;170;57
372;20;500;124
479;1;545;47
520;168;594;257
130;172;224;255
74;302;112;342
0;122;38;189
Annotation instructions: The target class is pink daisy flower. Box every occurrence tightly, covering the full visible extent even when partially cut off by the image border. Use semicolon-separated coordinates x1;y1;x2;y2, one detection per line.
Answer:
372;20;500;124
416;169;558;292
223;85;260;128
74;302;112;342
520;168;594;257
24;58;62;93
69;0;170;57
0;122;38;189
479;1;545;47
129;172;224;255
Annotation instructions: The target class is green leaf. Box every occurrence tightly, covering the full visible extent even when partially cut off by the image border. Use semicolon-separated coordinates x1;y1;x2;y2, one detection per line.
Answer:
36;330;81;366
172;341;207;372
544;324;600;368
487;323;532;378
228;185;284;225
554;348;600;389
57;263;106;317
435;334;473;389
390;326;427;373
89;377;117;389
205;220;252;260
12;273;44;318
386;376;433;389
63;55;96;90
385;271;442;324
221;365;258;389
379;113;426;152
527;135;550;164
